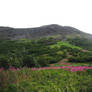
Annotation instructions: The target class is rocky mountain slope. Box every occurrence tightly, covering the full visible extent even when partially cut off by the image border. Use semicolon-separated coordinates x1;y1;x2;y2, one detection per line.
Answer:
0;24;92;40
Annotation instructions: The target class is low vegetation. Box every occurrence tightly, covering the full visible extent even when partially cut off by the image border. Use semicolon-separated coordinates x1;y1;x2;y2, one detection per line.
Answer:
0;37;92;92
0;67;92;92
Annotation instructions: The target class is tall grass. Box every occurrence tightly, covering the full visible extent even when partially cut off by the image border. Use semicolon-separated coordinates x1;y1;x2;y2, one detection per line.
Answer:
0;68;92;92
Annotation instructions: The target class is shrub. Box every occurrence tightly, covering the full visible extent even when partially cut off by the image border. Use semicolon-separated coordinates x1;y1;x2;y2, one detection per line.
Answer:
0;56;9;69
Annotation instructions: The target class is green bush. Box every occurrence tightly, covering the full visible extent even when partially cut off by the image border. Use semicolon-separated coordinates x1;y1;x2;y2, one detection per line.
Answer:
68;56;92;63
0;38;92;68
0;56;9;69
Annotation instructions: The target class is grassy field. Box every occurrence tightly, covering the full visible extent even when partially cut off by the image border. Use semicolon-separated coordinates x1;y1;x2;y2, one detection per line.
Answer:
0;65;92;92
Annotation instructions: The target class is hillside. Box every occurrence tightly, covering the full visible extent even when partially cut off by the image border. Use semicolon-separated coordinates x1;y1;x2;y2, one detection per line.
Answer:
0;24;92;40
0;25;92;92
0;38;92;69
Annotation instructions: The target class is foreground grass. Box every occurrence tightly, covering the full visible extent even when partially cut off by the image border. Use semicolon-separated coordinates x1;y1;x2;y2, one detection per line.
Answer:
0;68;92;92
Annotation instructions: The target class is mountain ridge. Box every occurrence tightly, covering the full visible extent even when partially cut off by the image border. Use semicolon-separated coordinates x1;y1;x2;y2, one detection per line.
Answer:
0;24;92;40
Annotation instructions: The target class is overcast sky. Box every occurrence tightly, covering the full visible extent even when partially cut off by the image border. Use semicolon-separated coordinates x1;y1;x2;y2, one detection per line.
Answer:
0;0;92;34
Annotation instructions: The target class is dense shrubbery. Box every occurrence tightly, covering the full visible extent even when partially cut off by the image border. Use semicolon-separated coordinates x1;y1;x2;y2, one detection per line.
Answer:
69;55;92;63
68;51;92;62
0;38;92;68
68;37;92;50
0;39;65;68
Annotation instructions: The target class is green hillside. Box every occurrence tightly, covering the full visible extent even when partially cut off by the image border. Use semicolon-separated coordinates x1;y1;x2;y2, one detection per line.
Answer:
0;37;92;92
0;38;92;69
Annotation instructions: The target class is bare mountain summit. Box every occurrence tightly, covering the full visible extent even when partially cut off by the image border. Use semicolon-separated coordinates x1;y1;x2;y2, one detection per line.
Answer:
0;24;92;40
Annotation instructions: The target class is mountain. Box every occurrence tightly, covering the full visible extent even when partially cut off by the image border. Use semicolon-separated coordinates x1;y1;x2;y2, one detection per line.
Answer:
0;24;92;40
